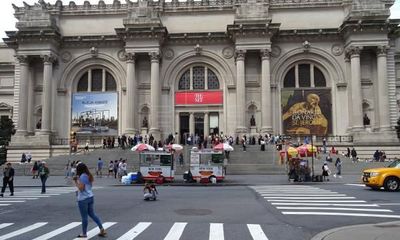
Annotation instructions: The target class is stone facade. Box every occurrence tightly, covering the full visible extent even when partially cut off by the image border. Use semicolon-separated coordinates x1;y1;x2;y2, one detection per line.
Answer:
0;0;399;149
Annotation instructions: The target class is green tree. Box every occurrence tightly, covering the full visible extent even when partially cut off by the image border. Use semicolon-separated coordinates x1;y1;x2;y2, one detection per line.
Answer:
0;117;15;145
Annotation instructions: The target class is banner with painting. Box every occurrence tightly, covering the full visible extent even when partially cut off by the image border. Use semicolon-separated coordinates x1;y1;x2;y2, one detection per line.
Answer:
71;93;118;136
281;89;332;136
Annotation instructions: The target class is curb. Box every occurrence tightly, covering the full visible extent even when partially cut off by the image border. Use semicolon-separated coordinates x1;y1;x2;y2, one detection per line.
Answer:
310;221;400;240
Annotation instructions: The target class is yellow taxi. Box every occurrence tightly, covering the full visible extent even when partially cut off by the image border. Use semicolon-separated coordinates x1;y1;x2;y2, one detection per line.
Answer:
362;159;400;191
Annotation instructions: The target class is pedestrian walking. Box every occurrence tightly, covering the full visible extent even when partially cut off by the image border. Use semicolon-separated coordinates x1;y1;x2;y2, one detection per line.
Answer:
71;161;77;177
322;162;330;182
74;163;107;238
351;147;357;163
241;136;246;152
179;153;184;166
32;161;39;179
108;161;114;177
96;158;103;178
0;162;14;197
334;158;342;178
113;160;119;179
38;161;50;194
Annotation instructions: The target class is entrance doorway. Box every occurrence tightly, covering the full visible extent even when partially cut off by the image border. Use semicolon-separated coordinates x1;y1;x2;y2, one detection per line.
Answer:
179;113;189;144
194;113;204;137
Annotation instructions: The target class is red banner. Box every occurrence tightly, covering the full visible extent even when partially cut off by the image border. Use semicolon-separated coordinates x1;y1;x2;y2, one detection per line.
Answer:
175;91;223;105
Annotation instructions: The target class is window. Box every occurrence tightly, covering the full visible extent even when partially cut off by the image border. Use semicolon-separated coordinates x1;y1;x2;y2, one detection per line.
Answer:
178;70;190;90
283;64;326;88
178;66;220;90
76;68;117;92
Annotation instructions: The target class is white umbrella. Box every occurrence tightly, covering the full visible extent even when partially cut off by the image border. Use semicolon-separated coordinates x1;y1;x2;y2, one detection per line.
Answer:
131;143;155;152
170;144;183;151
214;143;234;152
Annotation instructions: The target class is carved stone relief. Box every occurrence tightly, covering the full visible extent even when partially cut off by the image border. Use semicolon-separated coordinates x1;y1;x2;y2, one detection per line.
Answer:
60;51;72;63
222;47;234;59
331;44;344;56
163;48;174;60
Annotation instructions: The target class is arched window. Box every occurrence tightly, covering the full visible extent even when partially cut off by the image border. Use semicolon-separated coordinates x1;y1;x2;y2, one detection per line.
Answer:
76;68;117;92
177;66;220;90
283;64;326;88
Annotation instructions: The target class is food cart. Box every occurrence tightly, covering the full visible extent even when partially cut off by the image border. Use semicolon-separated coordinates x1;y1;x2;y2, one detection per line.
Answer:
188;148;225;182
139;151;174;182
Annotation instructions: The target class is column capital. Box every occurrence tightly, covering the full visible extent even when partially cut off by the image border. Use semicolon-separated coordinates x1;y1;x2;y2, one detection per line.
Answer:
376;45;389;56
345;46;362;58
235;49;246;62
260;49;271;60
41;54;57;64
149;51;160;62
16;55;30;64
125;52;136;63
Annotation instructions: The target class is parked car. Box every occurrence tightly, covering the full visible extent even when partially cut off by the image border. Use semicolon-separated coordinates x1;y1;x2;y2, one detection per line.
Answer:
362;159;400;191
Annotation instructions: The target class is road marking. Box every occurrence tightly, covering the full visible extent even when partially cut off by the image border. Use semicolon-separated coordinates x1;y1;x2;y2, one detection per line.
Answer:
209;223;224;240
345;184;365;187
0;201;26;203
247;224;269;240
276;207;392;212
0;224;13;230
0;204;10;206
0;222;48;240
3;195;50;198
261;194;347;197
282;212;400;219
0;198;38;200
267;200;366;203
271;203;379;207
164;222;187;240
116;222;152;240
32;222;81;240
264;197;355;199
73;222;117;240
257;191;338;194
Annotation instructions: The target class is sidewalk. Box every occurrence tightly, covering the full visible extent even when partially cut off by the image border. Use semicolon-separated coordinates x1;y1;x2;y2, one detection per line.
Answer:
12;174;363;188
311;221;400;240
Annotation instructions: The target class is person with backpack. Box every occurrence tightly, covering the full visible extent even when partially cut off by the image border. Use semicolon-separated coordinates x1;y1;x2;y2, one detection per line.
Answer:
322;162;330;182
334;158;342;178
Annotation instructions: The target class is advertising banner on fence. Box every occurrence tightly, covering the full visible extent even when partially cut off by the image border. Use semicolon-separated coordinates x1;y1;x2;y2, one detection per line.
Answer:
71;92;118;136
175;91;223;105
281;89;332;136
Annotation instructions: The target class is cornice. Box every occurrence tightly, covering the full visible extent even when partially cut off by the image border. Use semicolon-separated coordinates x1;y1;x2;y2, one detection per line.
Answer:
60;35;123;48
269;0;343;9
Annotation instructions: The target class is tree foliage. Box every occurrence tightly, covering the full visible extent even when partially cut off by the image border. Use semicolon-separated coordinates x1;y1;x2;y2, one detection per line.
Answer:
0;117;15;145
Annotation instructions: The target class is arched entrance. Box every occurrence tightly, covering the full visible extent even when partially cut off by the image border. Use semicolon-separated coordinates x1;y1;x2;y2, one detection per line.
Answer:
174;65;223;144
281;62;332;136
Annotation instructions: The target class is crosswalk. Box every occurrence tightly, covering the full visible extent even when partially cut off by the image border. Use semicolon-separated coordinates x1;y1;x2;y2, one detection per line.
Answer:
250;185;400;219
0;187;101;207
0;222;270;240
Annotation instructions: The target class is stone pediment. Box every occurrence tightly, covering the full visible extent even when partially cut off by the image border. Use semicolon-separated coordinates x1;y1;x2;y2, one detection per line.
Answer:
235;0;269;24
347;0;391;19
0;102;13;111
124;0;162;28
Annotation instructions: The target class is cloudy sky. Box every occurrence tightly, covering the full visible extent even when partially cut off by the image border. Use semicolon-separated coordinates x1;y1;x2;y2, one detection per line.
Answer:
0;0;399;41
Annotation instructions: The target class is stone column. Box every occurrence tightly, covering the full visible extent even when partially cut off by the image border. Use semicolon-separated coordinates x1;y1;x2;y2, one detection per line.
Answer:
149;51;161;138
125;53;137;135
40;54;55;134
345;55;352;132
376;46;391;131
349;47;364;131
27;66;35;134
175;112;180;143
15;55;30;136
204;112;209;137
189;112;194;136
260;49;272;133
235;50;247;132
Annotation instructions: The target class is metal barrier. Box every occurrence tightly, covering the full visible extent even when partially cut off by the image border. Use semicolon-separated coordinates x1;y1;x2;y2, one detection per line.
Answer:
50;136;118;146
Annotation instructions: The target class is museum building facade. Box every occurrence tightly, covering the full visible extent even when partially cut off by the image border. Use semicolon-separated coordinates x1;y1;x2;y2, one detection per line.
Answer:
0;0;400;150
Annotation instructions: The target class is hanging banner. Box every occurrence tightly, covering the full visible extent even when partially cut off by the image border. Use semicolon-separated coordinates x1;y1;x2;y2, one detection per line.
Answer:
71;92;118;136
175;91;223;105
281;89;332;136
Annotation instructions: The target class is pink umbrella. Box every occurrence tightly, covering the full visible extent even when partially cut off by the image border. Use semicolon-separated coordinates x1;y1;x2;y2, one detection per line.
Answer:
213;143;234;151
297;145;308;157
131;143;155;152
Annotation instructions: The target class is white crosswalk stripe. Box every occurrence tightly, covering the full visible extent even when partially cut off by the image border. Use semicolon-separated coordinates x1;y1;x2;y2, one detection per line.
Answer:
0;187;102;208
209;223;224;240
0;222;271;240
0;222;48;240
32;222;81;240
164;222;187;240
251;185;400;219
116;222;152;240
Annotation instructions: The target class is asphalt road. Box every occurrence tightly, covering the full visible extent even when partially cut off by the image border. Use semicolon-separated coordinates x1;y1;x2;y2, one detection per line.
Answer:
0;184;399;240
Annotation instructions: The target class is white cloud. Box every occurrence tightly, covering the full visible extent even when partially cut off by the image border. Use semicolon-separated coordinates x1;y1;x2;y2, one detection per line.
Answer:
0;0;399;42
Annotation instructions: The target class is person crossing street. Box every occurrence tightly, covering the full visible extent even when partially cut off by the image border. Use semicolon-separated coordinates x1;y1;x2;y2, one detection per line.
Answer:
38;161;50;194
0;162;14;197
